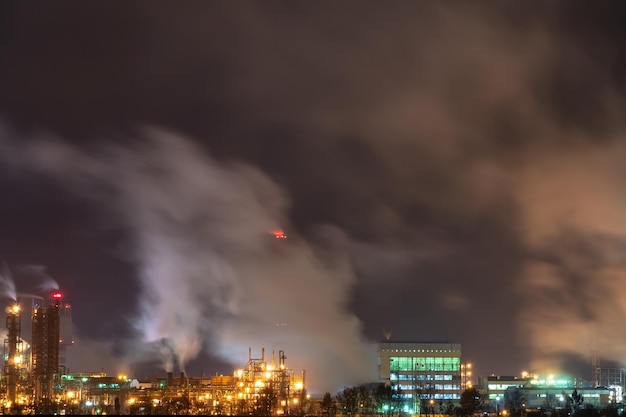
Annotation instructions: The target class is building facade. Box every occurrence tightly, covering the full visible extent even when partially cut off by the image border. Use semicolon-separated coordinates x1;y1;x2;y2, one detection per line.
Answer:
478;374;613;413
378;342;463;414
58;302;74;372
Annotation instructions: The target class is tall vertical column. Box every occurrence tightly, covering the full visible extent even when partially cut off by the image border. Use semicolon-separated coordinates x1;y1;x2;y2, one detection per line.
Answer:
5;304;21;408
31;291;62;403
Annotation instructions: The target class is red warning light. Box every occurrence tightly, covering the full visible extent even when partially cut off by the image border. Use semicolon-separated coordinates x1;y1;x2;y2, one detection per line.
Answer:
51;291;63;300
271;230;287;239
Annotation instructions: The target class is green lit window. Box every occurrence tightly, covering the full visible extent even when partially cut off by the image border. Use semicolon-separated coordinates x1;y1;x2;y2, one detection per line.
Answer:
390;356;460;372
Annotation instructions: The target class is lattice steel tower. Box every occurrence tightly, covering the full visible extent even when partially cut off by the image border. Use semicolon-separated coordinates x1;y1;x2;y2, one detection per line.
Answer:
31;291;62;401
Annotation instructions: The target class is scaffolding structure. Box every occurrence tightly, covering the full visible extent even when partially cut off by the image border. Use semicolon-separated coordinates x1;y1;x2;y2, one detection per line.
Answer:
597;368;626;402
232;348;306;415
31;298;60;402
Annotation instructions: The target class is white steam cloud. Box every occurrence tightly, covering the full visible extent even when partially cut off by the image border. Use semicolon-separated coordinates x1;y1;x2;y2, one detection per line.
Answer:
0;265;17;301
0;126;377;393
0;264;60;302
17;264;60;292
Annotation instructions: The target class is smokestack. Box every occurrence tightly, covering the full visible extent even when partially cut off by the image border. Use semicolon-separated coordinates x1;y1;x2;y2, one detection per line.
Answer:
262;347;265;362
167;372;173;386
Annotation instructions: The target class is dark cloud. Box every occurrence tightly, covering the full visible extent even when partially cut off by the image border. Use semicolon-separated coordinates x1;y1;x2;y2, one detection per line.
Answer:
1;0;626;389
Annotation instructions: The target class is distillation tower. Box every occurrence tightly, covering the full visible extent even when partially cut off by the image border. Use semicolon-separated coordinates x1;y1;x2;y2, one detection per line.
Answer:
31;291;62;402
4;303;23;409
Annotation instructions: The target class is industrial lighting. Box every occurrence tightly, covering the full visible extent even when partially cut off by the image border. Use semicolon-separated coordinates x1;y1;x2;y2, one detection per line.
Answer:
6;304;20;315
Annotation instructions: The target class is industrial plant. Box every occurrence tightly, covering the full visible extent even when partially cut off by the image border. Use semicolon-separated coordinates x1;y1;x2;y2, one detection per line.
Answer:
1;291;69;413
0;291;309;415
2;292;626;416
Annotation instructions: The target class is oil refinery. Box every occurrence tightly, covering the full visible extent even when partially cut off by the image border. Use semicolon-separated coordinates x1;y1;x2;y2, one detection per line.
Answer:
1;290;68;413
1;290;623;416
0;291;309;415
122;348;307;416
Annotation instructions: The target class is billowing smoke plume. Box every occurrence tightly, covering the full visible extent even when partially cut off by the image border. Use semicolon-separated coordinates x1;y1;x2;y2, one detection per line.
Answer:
0;127;377;392
515;142;626;372
0;264;60;301
17;264;60;292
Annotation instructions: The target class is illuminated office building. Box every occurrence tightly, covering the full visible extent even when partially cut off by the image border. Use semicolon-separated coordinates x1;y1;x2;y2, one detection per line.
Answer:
378;341;464;414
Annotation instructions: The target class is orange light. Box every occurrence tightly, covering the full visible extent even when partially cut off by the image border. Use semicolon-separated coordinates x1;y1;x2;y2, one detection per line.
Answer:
271;230;287;239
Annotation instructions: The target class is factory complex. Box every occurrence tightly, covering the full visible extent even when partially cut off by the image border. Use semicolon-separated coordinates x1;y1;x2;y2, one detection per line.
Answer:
0;290;307;415
1;292;624;415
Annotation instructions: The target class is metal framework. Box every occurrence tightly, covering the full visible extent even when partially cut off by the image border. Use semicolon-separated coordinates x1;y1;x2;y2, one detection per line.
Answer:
31;303;60;401
3;304;22;409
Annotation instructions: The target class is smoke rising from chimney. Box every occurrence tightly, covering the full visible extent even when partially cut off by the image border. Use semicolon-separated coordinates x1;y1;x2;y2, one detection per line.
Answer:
0;126;377;392
0;265;16;301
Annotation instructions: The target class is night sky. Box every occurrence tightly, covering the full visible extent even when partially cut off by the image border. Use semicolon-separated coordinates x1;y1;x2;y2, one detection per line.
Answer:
1;1;626;394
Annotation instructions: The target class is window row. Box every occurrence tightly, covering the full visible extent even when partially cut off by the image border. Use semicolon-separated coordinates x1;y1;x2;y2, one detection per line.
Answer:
391;373;455;381
390;356;461;372
393;384;461;391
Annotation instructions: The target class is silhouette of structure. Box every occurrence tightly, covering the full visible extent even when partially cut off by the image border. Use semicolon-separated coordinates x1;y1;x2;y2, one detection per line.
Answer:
31;291;62;401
